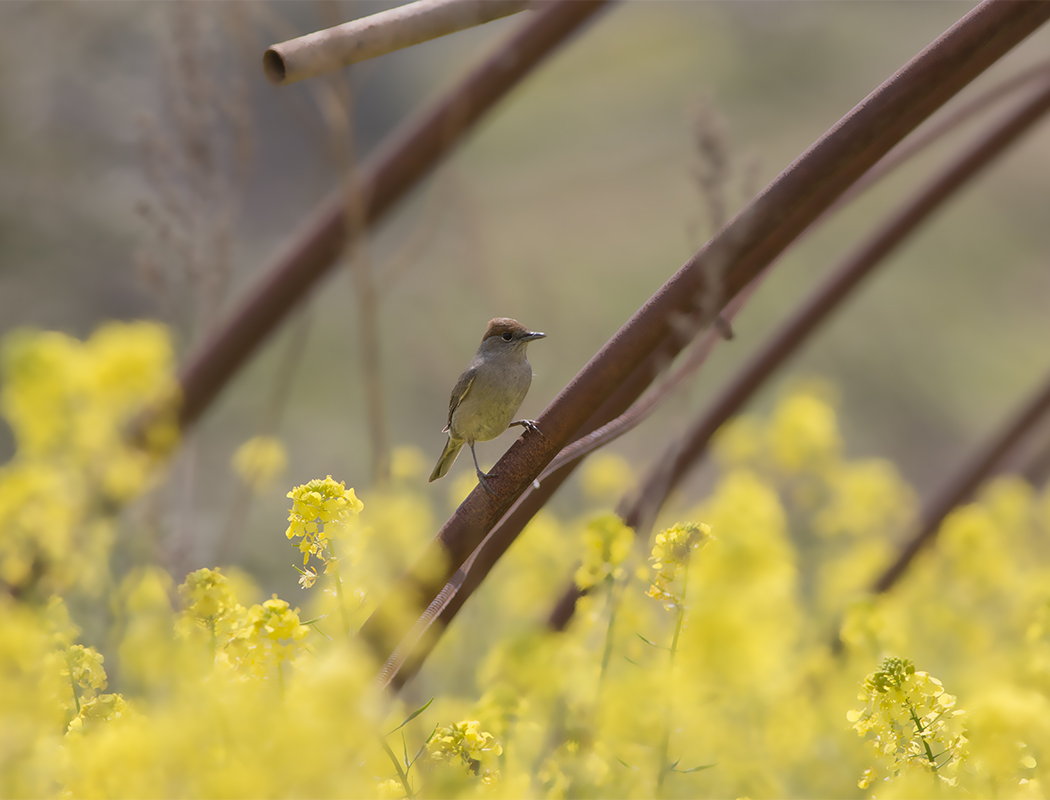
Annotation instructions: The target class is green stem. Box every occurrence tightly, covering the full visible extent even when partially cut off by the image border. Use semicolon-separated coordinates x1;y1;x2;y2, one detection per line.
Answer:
908;704;937;768
669;555;692;668
656;557;691;797
328;550;352;638
670;588;688;668
379;733;415;799
597;574;619;696
654;702;673;795
68;673;82;717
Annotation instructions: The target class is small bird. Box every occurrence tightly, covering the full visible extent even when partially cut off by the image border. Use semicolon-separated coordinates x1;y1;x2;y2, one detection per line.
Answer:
429;318;546;494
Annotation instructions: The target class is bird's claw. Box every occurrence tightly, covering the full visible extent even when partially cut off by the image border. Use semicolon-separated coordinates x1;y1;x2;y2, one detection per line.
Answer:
512;419;544;438
476;469;498;496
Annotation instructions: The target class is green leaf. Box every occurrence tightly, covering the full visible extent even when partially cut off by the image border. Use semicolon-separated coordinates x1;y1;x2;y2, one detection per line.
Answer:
673;762;717;774
637;634;666;649
615;756;640;772
410;736;430;767
387;698;434;736
305;620;333;641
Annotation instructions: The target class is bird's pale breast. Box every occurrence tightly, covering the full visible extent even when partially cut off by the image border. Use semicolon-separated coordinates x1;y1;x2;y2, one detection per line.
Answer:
450;353;532;443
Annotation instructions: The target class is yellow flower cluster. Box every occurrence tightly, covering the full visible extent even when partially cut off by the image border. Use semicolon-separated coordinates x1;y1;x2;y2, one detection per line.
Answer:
179;566;240;629
232;435;288;491
713;381;841;475
390;444;427;482
579;453;635;502
428;719;503;779
767;387;842;473
0;323;176;599
226;595;310;675
6;319;1050;799
0;571;389;797
178;568;309;678
285;476;364;568
574;513;634;591
1;322;176;494
848;656;968;788
53;643;130;734
646;521;711;610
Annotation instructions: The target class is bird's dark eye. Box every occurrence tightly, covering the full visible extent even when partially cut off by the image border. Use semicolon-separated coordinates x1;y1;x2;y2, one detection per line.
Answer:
502;331;513;341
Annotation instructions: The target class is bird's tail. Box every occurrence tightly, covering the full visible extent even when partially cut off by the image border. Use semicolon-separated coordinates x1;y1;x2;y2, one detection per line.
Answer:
429;437;464;482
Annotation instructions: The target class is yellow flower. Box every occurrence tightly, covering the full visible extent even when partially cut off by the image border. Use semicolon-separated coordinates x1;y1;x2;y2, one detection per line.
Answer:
44;596;82;650
647;521;712;610
814;459;915;540
1;323;175;493
428;720;503;776
711;413;764;469
67;693;130;734
296;565;318;589
390;446;427;482
849;657;968;786
61;645;108;693
232;436;287;492
179;568;240;627
767;389;840;474
220;595;310;678
376;778;405;798
286;476;364;567
857;766;877;789
0;323;177;597
250;595;309;645
574;513;634;590
579;453;635;502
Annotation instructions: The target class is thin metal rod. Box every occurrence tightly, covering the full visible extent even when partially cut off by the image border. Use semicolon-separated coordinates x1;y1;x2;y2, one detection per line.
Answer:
547;73;1050;631
264;0;531;86
175;0;612;431
872;367;1050;595
358;0;1050;668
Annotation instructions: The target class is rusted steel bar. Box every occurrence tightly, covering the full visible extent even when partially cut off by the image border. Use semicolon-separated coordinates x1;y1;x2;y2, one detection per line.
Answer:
358;0;1050;665
377;320;710;689
546;73;1050;631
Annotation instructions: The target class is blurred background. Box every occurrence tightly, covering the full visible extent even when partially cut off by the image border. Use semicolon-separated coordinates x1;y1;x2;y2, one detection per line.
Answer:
2;1;1049;599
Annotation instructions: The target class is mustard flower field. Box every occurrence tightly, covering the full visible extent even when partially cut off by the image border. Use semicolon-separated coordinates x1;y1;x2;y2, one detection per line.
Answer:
3;322;1050;798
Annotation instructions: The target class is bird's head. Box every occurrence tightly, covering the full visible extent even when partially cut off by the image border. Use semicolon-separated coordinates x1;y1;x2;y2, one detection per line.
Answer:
478;318;546;354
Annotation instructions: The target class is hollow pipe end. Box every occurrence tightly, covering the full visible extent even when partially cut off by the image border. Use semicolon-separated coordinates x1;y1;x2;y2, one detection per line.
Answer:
263;48;287;85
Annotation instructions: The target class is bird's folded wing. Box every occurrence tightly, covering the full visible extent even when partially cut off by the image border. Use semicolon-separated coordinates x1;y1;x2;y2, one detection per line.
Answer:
444;368;476;430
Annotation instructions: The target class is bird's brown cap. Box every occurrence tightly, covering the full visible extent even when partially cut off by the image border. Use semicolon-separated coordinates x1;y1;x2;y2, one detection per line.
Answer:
482;318;545;342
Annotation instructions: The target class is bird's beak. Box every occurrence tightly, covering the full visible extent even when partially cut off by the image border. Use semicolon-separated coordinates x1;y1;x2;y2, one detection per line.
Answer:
524;331;546;341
